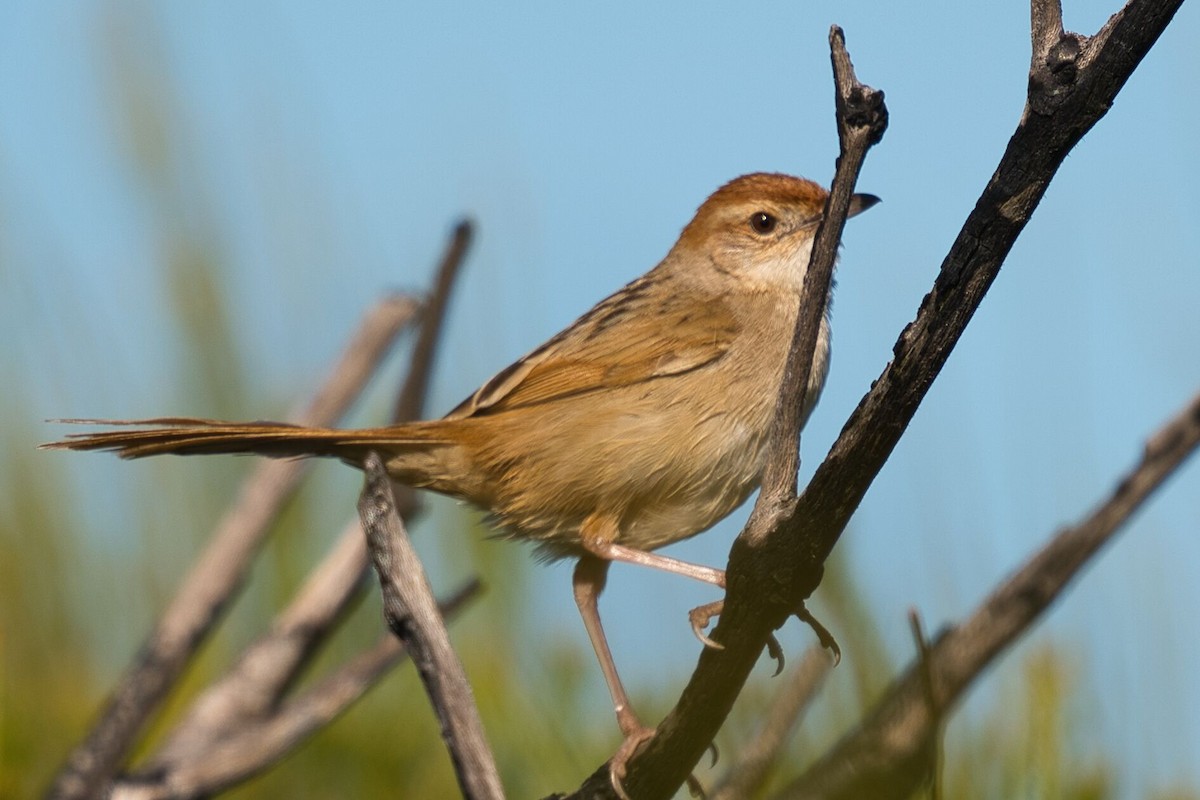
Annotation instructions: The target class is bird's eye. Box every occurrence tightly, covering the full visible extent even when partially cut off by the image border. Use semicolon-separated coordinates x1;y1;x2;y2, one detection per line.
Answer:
749;211;777;234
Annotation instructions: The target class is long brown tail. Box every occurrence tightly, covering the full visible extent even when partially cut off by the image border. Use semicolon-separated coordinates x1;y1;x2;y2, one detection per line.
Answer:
41;417;451;463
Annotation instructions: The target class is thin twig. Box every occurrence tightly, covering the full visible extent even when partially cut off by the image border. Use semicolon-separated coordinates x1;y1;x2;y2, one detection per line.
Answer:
564;28;886;800
774;391;1200;799
754;25;887;512
709;647;834;800
394;219;473;424
358;453;504;800
48;295;420;800
907;610;941;800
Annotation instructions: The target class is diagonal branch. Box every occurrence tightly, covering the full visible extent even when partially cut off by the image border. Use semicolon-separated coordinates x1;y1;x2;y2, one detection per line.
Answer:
565;1;1184;796
141;517;375;772
358;453;504;800
563;27;887;800
115;582;481;800
393;219;474;424
790;0;1184;574
47;294;419;800
138;221;472;773
775;390;1200;799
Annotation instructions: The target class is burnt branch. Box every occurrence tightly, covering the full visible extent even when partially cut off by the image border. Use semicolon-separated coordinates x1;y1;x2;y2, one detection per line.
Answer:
756;26;888;506
775;391;1200;799
565;1;1184;795
563;26;888;799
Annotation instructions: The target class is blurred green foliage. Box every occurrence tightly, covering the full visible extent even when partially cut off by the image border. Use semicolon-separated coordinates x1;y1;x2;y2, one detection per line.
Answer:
2;7;1198;800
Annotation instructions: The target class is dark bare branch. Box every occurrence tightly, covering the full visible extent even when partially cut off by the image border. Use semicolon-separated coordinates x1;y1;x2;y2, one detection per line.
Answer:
756;25;887;508
564;28;887;800
1029;0;1066;72
358;453;504;800
791;0;1184;594
565;2;1184;796
774;390;1200;800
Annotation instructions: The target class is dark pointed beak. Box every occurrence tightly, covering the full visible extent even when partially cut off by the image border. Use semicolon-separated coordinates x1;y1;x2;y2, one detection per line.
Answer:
848;193;881;218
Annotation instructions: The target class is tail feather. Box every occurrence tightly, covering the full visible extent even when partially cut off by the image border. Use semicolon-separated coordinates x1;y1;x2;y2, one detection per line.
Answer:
41;417;449;462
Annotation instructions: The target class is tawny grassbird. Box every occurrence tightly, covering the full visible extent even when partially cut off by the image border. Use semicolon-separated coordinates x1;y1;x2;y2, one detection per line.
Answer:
45;172;877;793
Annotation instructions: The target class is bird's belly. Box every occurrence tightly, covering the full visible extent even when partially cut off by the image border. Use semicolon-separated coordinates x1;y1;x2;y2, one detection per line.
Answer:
615;417;767;551
481;396;774;559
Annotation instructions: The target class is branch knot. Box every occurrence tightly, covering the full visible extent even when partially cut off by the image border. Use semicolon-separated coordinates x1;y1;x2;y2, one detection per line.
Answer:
1029;31;1087;115
844;85;888;145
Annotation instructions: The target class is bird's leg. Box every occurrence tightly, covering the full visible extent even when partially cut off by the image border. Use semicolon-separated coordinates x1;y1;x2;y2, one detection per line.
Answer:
580;539;781;671
582;540;725;587
572;555;654;799
578;538;723;778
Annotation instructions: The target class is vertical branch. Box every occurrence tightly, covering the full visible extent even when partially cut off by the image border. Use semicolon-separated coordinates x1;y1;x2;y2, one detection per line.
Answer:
563;28;888;800
754;27;887;512
907;610;941;800
393;219;473;424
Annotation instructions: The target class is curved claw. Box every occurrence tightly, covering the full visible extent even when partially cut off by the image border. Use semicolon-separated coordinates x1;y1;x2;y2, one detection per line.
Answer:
609;725;656;800
684;743;719;797
796;603;841;666
607;709;717;798
765;633;786;676
688;599;726;650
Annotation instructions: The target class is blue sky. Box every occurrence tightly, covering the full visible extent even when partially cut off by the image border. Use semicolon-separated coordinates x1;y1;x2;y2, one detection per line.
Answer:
3;1;1198;794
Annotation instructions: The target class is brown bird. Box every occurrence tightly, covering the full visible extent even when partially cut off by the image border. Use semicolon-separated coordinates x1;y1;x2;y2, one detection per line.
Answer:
45;172;877;795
